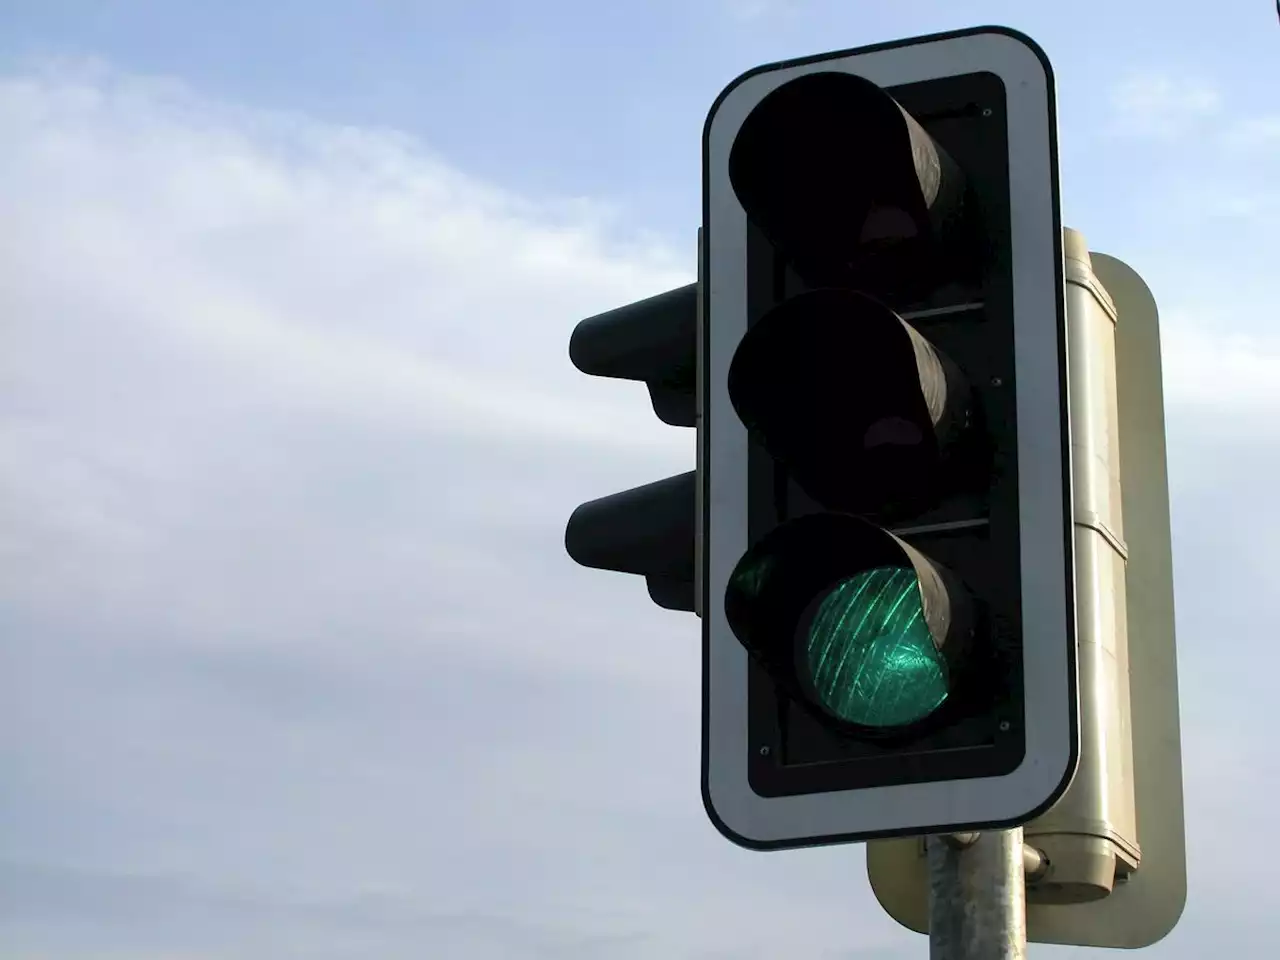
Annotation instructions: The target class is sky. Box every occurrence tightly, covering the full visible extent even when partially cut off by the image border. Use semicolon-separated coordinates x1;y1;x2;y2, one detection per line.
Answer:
1;0;1278;957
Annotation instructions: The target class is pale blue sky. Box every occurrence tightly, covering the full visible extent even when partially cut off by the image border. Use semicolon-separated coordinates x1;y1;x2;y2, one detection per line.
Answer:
3;0;1276;274
1;1;1278;957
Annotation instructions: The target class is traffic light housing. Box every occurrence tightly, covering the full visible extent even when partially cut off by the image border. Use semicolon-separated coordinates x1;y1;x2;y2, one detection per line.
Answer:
867;241;1186;949
701;27;1078;847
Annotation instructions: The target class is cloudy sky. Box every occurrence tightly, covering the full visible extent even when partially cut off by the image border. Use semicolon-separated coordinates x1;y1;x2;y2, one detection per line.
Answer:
1;1;1278;957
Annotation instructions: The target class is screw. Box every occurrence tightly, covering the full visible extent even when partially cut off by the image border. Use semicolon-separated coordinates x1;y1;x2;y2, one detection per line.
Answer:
990;376;1004;387
982;107;994;117
998;720;1012;732
759;746;771;756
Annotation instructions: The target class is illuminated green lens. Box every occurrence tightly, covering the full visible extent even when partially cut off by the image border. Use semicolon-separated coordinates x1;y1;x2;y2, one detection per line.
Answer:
802;566;948;728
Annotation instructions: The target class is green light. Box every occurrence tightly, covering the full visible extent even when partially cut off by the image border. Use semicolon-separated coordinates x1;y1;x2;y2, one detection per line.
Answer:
802;566;948;728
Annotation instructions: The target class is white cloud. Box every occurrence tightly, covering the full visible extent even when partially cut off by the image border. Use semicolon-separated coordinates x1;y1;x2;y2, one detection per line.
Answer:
1222;114;1280;149
0;62;690;453
1162;315;1280;415
720;0;799;21
1200;186;1280;220
1107;73;1221;139
0;59;700;676
1;57;1278;960
1101;71;1277;228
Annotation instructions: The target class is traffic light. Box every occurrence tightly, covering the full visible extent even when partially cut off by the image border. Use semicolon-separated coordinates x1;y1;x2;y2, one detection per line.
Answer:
565;282;698;613
701;27;1078;848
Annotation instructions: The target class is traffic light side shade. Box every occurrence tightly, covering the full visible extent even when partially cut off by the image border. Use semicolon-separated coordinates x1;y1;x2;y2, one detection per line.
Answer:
565;284;699;612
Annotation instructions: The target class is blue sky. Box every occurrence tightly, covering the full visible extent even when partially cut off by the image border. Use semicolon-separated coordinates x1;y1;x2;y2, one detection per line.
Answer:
1;1;1278;957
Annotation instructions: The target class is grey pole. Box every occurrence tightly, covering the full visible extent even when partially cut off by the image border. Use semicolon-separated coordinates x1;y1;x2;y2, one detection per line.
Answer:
927;829;1029;960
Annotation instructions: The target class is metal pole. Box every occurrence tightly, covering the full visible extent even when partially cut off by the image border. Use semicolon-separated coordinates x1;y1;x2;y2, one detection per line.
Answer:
926;829;1028;960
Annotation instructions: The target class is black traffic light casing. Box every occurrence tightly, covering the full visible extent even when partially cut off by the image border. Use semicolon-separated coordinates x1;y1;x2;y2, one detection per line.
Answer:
701;27;1077;848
